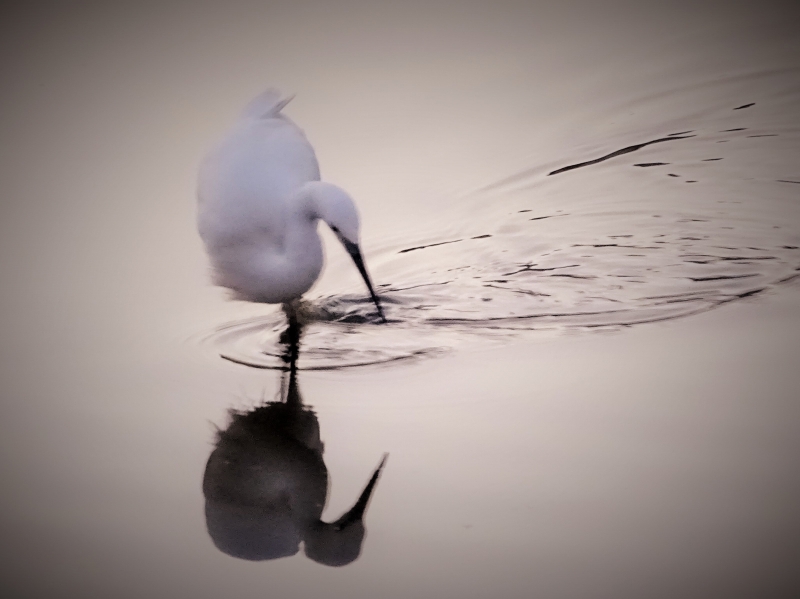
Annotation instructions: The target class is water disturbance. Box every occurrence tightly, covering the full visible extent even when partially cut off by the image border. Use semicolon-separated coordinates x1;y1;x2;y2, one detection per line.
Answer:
203;70;800;370
4;2;800;595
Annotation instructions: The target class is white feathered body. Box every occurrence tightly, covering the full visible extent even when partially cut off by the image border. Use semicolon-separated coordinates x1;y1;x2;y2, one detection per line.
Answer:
197;90;325;302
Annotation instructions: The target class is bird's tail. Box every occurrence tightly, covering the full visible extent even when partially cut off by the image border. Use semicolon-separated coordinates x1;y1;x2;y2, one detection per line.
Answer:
241;88;295;119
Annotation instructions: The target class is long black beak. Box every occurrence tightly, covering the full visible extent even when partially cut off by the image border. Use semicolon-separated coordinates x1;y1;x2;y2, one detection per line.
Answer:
333;454;388;530
338;236;386;323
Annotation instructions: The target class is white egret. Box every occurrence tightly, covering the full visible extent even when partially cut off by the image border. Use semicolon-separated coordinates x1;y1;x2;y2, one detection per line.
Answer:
197;88;385;321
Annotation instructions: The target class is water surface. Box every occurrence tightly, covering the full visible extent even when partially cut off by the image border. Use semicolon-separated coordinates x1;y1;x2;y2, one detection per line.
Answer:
209;69;800;369
1;2;799;598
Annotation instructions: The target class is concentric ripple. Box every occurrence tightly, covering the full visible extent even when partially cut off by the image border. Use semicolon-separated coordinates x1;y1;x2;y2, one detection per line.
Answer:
202;70;800;370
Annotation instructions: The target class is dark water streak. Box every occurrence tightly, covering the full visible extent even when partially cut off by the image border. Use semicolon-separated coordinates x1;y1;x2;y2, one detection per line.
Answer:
547;134;694;175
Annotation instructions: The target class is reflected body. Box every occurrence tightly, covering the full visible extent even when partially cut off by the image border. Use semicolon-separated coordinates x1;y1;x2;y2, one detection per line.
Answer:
197;88;384;320
202;321;386;566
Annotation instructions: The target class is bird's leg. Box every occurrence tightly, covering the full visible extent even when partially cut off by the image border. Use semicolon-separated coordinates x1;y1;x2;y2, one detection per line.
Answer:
278;303;302;407
279;302;303;374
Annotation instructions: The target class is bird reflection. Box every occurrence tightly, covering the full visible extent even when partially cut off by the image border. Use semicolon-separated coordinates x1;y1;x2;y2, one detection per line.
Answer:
202;317;387;566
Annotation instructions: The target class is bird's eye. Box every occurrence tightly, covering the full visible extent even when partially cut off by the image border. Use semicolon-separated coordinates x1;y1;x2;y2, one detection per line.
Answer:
330;226;339;233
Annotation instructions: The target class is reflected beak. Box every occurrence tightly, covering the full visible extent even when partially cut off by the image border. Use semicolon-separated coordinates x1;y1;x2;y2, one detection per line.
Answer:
333;454;388;530
338;236;386;323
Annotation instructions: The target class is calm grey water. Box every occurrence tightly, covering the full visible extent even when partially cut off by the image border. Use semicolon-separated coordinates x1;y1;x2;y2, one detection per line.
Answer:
1;2;799;598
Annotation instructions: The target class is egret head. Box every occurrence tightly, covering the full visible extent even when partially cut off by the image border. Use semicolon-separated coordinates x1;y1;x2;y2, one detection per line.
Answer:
306;182;386;322
304;454;387;567
309;182;361;245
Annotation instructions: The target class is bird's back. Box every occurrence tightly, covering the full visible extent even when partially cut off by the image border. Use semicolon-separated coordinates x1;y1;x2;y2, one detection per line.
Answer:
198;111;320;249
197;92;322;299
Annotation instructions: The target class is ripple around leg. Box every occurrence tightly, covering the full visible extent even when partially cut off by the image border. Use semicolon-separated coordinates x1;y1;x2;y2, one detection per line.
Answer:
200;69;800;370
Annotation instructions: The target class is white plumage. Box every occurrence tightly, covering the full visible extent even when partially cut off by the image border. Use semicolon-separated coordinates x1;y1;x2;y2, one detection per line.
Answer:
197;89;384;319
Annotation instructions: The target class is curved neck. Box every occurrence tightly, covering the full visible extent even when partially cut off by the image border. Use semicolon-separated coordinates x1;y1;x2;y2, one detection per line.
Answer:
283;190;322;261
